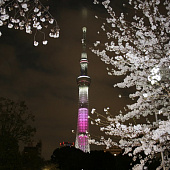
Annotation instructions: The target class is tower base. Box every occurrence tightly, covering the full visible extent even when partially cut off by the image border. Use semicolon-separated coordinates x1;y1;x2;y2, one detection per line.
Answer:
75;134;90;153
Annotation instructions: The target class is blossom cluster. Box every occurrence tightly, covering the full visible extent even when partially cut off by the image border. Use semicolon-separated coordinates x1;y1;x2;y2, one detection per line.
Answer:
0;0;60;46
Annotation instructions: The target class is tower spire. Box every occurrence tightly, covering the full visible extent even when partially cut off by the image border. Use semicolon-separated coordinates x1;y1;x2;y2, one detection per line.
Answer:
80;27;88;76
75;27;91;153
82;27;86;53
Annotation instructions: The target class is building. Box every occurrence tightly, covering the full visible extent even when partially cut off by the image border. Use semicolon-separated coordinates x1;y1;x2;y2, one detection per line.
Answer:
75;27;91;153
22;141;42;156
104;146;122;156
59;141;74;148
22;141;43;169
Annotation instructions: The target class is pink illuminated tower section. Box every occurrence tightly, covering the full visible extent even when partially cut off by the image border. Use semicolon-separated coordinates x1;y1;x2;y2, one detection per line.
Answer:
75;27;90;152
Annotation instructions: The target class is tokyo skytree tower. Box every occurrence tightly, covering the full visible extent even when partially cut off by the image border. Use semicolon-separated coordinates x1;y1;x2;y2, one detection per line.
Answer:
75;27;91;152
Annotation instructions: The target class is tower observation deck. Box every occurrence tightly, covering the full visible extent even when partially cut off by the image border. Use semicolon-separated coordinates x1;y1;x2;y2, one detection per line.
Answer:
75;27;90;153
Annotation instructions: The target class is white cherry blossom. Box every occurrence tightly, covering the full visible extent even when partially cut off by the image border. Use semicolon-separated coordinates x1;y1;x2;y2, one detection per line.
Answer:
91;0;170;169
34;41;39;46
42;40;48;45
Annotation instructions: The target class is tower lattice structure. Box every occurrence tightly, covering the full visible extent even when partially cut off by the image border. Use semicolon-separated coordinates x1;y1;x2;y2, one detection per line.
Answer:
75;27;90;153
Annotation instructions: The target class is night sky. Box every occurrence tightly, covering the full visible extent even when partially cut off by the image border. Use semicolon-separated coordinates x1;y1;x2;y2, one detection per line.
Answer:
0;0;131;159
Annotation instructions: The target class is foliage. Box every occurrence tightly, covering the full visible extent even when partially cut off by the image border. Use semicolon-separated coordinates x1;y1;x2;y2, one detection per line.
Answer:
51;147;86;170
51;147;132;170
0;134;22;169
91;0;170;169
0;0;60;46
0;97;36;169
0;97;36;143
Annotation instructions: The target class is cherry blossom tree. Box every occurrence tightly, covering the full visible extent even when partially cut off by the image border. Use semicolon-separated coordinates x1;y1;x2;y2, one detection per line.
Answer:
90;0;170;169
0;0;59;46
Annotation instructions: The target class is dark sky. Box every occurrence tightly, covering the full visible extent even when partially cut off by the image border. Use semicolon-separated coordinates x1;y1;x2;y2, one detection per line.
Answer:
0;0;131;159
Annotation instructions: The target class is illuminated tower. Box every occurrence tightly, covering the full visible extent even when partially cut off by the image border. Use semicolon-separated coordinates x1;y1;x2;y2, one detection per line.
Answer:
75;27;91;152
